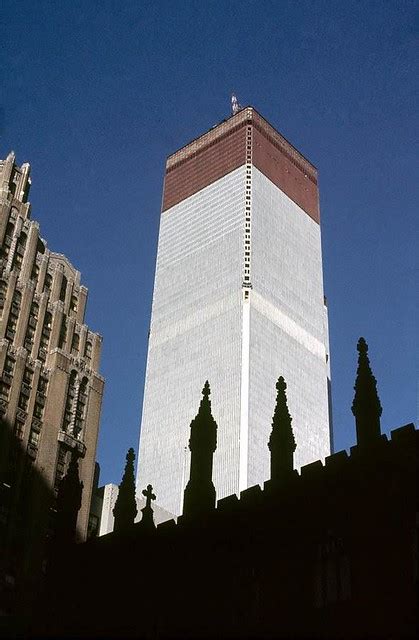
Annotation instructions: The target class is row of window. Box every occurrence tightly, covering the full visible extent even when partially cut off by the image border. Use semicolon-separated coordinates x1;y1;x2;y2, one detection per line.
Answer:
54;445;67;489
5;289;21;342
243;129;252;284
55;372;90;488
1;354;46;459
4;365;89;468
0;356;15;407
1;218;80;313
2;356;88;432
62;372;89;438
1;355;48;411
59;318;93;360
1;284;93;361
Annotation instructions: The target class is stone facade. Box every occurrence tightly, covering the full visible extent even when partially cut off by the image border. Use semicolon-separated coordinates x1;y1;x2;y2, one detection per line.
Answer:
0;152;104;611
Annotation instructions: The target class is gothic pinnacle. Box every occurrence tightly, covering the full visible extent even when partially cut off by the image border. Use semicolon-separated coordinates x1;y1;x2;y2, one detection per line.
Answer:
352;337;382;447
268;376;296;481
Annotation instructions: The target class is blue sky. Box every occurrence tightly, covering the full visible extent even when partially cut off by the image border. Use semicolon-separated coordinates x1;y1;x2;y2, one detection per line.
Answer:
1;0;417;485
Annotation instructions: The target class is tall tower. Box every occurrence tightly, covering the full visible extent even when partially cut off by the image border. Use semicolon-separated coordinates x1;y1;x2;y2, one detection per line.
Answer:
137;107;332;516
0;153;104;607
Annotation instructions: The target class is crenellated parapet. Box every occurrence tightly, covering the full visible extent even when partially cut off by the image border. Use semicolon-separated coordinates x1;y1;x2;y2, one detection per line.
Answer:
156;422;416;534
54;420;417;639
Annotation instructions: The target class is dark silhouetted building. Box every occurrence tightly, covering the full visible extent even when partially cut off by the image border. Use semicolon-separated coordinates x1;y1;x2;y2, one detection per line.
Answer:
42;349;417;639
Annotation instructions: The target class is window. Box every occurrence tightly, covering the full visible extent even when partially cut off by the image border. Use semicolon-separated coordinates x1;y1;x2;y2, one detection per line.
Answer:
6;315;17;339
0;381;10;401
38;311;52;359
13;251;23;272
5;221;14;237
70;295;78;314
24;325;35;351
18;393;29;412
33;403;43;420
4;357;15;375
62;371;77;432
74;377;88;438
2;222;14;260
0;281;7;316
23;368;33;386
315;534;351;608
12;232;26;274
87;514;99;539
88;514;99;537
43;272;52;292
59;276;67;303
84;340;92;361
29;302;39;324
10;290;21;314
6;290;21;341
54;446;67;489
31;262;40;284
17;232;27;252
14;421;24;440
38;376;48;394
28;429;40;447
25;302;39;351
71;332;79;355
58;318;67;349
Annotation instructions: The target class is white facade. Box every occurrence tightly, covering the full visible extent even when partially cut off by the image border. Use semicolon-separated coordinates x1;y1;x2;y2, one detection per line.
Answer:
98;483;174;535
98;484;119;536
137;141;331;517
247;168;331;487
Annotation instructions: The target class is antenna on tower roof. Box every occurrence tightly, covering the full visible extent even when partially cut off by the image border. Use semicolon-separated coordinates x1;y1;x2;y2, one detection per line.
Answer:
231;94;241;115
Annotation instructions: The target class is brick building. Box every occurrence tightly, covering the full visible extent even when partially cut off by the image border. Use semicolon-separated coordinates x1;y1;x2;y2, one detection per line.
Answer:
0;152;104;613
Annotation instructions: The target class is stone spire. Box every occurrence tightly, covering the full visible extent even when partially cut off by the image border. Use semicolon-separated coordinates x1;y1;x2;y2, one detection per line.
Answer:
55;450;83;545
113;448;138;533
183;381;217;518
352;337;382;447
268;376;296;482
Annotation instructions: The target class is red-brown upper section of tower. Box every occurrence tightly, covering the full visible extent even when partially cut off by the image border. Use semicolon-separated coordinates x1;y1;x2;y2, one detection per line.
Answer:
162;107;320;224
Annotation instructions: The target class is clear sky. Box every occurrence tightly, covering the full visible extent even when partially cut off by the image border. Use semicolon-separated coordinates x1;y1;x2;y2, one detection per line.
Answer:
1;0;417;486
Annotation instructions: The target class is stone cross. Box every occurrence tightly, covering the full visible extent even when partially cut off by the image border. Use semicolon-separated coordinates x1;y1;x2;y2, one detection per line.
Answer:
142;484;156;510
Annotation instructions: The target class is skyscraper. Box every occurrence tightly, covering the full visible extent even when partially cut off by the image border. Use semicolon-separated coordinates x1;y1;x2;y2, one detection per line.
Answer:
0;152;104;607
137;107;332;516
